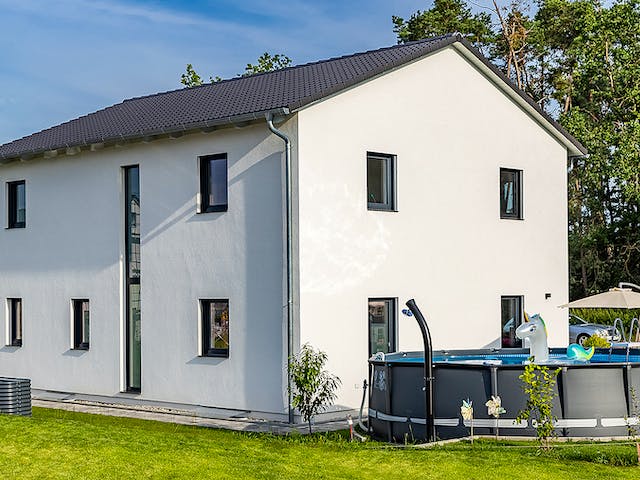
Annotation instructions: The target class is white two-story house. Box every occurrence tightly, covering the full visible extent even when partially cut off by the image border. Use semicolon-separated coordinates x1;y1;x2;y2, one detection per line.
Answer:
0;34;585;418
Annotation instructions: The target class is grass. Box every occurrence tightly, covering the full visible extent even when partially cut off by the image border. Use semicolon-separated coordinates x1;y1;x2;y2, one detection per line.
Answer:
0;408;638;479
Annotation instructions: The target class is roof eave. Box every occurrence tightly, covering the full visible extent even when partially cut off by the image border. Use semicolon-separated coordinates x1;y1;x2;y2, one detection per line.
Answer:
0;107;291;164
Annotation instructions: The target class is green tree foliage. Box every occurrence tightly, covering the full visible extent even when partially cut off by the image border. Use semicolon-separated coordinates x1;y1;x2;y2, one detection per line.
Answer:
547;0;640;299
180;64;203;88
395;0;640;298
516;363;561;449
289;344;341;434
180;52;291;88
244;52;292;76
393;0;495;51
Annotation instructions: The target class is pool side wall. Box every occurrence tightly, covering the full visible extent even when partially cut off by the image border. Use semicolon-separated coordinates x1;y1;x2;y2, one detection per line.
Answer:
370;350;639;441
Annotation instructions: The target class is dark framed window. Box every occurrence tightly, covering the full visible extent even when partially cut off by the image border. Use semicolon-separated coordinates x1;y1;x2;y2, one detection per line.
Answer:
201;299;229;357
500;168;522;219
501;296;523;348
367;152;396;211
199;154;228;213
124;166;141;391
368;298;396;357
72;299;90;350
8;181;26;228
8;298;22;347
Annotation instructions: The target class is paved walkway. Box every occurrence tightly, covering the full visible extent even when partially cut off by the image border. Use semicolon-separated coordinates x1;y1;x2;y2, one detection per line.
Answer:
31;390;358;435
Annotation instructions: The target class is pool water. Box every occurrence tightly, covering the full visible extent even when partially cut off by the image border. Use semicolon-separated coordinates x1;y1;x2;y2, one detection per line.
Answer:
390;353;640;365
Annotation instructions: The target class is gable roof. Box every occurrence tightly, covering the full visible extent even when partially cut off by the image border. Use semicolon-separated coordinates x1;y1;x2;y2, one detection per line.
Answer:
0;34;586;162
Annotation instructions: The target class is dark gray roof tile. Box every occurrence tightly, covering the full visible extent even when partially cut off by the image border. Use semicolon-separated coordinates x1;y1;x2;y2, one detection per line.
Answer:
0;34;586;160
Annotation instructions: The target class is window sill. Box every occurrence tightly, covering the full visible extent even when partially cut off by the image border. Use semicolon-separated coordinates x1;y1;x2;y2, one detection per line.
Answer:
200;352;229;359
6;225;26;229
72;346;90;351
199;205;228;214
367;206;397;212
500;216;524;221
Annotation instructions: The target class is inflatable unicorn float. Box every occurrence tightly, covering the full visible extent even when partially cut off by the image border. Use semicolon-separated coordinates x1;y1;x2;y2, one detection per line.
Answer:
515;312;594;363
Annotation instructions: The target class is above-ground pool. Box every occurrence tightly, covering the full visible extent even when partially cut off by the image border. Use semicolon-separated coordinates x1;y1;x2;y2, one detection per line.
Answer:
369;348;640;442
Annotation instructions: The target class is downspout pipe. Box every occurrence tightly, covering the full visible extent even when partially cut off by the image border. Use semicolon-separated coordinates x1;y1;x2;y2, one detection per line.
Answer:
266;111;294;424
405;299;436;442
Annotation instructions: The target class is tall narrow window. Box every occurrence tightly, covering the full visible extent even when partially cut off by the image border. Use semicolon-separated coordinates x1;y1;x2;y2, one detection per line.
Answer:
500;168;522;219
72;299;90;350
124;166;141;391
368;298;396;357
200;299;229;357
8;181;26;228
7;298;22;347
200;154;228;212
501;296;523;348
367;152;395;211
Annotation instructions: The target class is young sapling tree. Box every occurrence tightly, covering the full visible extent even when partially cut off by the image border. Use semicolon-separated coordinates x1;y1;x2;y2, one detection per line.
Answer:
289;343;341;434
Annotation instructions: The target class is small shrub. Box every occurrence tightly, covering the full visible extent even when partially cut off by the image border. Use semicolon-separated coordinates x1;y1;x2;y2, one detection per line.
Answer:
289;343;341;434
582;334;611;349
516;361;561;450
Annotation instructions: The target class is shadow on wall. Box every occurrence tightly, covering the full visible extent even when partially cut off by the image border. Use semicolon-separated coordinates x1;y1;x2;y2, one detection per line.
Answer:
481;337;501;349
240;151;285;413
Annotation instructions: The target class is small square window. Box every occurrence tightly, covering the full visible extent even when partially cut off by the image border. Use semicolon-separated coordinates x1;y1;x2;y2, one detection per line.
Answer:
367;153;396;211
7;298;22;347
72;299;90;350
501;296;523;348
200;299;229;357
500;168;522;219
199;154;228;213
8;181;26;228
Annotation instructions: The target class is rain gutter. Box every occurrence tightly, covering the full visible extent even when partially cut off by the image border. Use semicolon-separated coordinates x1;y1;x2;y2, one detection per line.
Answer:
266;109;295;424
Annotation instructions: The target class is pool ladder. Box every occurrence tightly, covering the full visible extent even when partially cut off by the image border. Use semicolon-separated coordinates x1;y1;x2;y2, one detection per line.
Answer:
610;317;640;362
627;318;639;363
609;318;640;363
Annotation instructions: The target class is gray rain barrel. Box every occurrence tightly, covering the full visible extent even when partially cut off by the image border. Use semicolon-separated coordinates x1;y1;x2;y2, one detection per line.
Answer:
0;377;32;416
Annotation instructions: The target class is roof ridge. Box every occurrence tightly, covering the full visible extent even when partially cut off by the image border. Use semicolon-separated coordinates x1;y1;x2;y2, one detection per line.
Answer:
123;34;457;104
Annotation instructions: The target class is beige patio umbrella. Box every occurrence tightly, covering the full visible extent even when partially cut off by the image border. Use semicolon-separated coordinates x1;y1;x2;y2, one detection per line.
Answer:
560;288;640;309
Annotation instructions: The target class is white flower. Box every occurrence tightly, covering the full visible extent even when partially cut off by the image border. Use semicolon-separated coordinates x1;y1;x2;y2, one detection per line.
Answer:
460;399;473;421
485;395;506;418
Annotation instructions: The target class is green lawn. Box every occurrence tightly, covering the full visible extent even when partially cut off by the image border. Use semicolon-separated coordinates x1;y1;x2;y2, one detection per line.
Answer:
0;408;637;479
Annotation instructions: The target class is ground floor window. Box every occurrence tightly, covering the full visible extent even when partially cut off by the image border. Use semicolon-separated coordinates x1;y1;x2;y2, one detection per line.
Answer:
7;298;22;347
501;296;523;348
200;299;229;357
368;298;396;357
72;299;90;350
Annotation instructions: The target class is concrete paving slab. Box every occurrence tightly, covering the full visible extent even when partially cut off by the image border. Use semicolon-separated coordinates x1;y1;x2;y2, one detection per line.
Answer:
31;390;358;435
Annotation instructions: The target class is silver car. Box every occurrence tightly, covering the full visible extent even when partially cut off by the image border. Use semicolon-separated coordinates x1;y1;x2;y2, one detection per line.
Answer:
569;314;621;346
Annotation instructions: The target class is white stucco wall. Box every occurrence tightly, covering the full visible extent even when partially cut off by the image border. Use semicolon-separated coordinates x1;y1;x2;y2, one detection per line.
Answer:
0;45;573;414
0;120;295;414
296;46;570;407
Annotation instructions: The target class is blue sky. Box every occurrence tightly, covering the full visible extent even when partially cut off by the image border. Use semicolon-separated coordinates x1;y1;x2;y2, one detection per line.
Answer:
0;0;490;144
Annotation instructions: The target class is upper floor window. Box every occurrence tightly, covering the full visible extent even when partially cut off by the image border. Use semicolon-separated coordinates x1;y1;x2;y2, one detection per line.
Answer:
7;298;22;347
200;299;229;357
367;152;396;211
200;154;228;213
8;180;26;228
500;168;522;219
72;299;90;350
